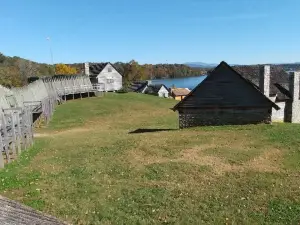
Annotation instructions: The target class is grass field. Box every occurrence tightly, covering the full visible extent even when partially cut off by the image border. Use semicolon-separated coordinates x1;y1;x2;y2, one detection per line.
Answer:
1;93;300;224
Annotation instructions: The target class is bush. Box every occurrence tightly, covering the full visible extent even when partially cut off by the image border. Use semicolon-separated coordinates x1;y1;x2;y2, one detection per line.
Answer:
116;87;129;93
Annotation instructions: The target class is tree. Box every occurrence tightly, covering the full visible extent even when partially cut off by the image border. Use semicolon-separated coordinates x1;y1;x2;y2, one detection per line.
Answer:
16;60;38;85
123;60;146;85
55;64;77;75
0;66;22;87
0;53;5;64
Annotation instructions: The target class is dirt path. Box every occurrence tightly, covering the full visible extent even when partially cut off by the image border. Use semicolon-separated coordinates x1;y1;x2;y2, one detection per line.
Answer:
34;127;91;138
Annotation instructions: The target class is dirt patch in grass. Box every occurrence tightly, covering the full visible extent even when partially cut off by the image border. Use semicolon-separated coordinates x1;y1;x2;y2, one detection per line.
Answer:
179;147;241;175
34;127;92;138
29;148;65;174
182;146;282;174
128;144;282;176
128;145;236;176
33;161;64;174
246;148;283;172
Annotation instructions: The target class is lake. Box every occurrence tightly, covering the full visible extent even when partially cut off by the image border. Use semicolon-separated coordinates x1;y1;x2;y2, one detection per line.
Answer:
151;76;207;90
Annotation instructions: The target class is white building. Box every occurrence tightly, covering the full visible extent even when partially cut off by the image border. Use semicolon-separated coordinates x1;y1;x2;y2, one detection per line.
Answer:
144;84;170;98
84;62;122;92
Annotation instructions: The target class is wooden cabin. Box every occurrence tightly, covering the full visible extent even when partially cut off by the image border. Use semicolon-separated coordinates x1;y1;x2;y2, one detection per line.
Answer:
144;84;170;97
173;61;280;128
85;62;122;92
170;88;191;101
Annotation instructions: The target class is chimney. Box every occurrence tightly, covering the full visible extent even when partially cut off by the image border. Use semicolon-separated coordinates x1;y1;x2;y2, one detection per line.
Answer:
84;62;90;76
289;71;300;123
289;71;300;102
259;65;270;97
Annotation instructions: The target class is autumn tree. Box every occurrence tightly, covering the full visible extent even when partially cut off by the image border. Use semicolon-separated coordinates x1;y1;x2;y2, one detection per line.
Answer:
16;59;38;85
55;64;77;75
0;53;5;64
0;66;22;87
123;60;146;85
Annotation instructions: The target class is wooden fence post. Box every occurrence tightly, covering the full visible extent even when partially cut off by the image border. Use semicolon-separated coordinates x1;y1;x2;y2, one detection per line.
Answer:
0;123;5;168
16;110;22;154
10;111;17;158
2;114;10;163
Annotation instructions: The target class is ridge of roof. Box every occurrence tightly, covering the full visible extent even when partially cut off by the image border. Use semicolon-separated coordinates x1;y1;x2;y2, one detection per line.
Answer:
232;64;290;101
171;88;191;96
88;62;123;76
145;84;169;94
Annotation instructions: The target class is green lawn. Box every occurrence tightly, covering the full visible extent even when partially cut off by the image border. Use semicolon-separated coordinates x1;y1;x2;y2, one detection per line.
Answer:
1;93;300;224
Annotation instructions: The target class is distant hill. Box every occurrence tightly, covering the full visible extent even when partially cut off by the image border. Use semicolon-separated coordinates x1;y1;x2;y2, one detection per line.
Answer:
0;52;54;87
185;62;300;72
0;52;208;87
185;62;218;68
70;62;208;79
2;50;299;88
276;63;300;72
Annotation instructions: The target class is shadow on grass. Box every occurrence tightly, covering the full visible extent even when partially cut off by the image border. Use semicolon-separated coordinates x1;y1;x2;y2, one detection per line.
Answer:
129;128;177;134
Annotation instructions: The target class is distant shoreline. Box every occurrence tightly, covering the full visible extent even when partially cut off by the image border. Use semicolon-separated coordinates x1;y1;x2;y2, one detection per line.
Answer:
151;74;207;80
150;75;207;90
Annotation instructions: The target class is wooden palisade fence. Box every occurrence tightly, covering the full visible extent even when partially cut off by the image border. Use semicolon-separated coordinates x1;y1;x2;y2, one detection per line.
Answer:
0;75;101;168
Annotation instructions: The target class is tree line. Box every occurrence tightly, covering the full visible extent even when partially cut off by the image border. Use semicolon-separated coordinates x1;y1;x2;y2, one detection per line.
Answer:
0;52;207;87
0;52;54;87
70;60;207;84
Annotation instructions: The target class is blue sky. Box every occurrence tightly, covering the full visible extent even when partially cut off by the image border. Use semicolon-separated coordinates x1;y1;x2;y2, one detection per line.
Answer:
0;0;300;65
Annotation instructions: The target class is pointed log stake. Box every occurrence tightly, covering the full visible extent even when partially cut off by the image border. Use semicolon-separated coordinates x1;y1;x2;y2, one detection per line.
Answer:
0;123;5;168
1;114;10;163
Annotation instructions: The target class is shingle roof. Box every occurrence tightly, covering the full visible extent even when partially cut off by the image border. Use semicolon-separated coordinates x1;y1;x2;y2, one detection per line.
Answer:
173;61;280;111
89;63;108;76
145;84;168;94
128;81;148;92
274;83;292;99
0;195;65;225
88;62;122;77
231;65;290;101
171;88;191;96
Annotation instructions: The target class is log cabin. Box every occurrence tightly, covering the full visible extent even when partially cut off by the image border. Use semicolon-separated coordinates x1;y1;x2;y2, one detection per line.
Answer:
173;61;281;128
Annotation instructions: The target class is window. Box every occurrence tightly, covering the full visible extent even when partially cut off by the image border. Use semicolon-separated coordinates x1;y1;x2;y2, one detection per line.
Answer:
108;67;112;72
5;95;17;107
107;78;114;84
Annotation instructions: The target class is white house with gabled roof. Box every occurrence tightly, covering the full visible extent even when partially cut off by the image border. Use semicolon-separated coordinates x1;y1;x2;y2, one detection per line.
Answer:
84;62;122;92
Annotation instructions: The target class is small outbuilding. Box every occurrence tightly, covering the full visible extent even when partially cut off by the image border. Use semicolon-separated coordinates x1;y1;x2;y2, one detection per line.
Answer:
173;61;280;128
144;84;170;97
128;81;149;93
171;88;191;101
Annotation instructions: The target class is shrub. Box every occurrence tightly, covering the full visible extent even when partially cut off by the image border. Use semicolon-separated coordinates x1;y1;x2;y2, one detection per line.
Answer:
116;87;129;93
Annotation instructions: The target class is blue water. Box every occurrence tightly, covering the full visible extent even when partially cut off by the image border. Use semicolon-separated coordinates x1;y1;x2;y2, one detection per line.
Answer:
151;76;207;90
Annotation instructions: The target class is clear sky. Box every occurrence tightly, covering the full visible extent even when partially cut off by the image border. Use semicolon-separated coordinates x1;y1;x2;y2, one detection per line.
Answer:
0;0;300;65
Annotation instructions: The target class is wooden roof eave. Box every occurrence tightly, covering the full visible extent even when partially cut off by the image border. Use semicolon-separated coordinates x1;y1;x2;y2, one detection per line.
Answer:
173;105;280;110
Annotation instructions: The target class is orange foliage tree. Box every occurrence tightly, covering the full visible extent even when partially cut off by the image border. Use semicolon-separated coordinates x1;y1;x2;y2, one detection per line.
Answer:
55;64;77;75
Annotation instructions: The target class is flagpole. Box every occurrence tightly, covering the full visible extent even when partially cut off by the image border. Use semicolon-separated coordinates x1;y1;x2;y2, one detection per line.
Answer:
46;37;55;75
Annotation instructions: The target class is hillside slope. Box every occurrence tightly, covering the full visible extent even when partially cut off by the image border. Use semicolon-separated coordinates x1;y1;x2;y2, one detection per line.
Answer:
0;53;54;87
0;93;299;224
